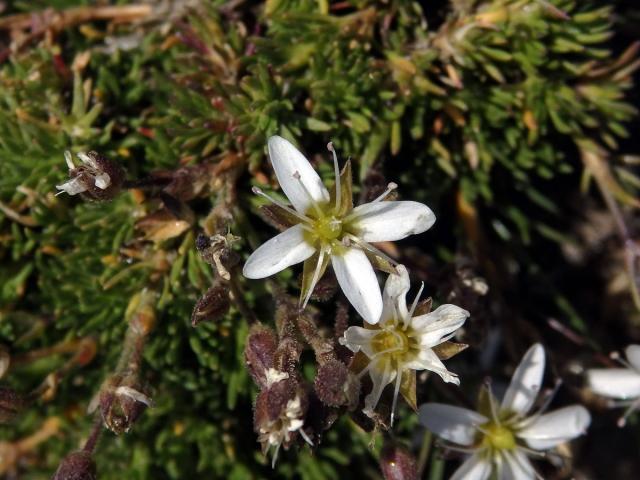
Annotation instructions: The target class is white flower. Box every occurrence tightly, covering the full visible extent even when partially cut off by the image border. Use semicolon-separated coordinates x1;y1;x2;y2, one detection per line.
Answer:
56;151;112;195
243;136;436;325
419;344;591;480
339;265;469;424
587;344;640;427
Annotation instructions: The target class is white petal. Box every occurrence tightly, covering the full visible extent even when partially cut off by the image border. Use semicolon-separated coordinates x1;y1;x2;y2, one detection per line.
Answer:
340;326;378;358
518;405;591;450
587;368;640;400
405;349;460;384
331;248;382;324
499;450;535;480
451;454;492;480
56;177;87;196
501;344;545;416
412;304;470;347
418;403;487;446
381;264;410;323
268;136;329;213
625;345;640;371
243;224;315;279
364;360;395;414
348;201;436;242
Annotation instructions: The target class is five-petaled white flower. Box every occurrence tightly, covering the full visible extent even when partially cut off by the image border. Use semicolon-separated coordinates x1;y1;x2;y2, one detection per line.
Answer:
419;344;591;480
587;344;640;427
340;265;469;424
243;136;435;324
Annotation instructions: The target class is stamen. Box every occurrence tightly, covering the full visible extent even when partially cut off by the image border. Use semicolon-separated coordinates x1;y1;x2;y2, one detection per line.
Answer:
345;235;398;267
299;427;314;446
300;247;327;309
390;369;402;427
516;379;562;429
617;397;640;427
271;443;280;469
252;186;311;224
408;281;425;320
293;171;323;217
435;440;478;455
483;379;501;424
328;142;341;211
371;182;398;203
611;351;635;370
64;150;75;170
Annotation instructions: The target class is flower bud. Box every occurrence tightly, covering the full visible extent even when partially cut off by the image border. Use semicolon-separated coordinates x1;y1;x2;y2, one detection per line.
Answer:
99;374;152;434
0;387;25;423
52;450;96;480
195;233;240;280
56;151;125;201
379;442;418;480
314;359;360;409
191;282;230;326
244;323;277;388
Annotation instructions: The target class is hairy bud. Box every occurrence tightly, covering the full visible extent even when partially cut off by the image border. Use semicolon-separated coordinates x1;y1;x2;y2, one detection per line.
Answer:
379;442;418;480
245;323;278;388
56;151;125;201
191;282;230;326
98;374;152;435
52;450;96;480
0;387;25;423
314;359;360;409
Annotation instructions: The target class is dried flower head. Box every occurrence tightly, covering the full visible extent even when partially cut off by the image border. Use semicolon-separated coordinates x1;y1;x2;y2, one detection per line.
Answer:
56;151;125;201
254;377;312;467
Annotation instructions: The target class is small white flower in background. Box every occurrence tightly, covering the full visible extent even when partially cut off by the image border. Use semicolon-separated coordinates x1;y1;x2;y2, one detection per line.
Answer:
587;344;640;427
242;136;436;325
340;265;469;424
419;344;591;480
56;150;125;201
56;151;112;195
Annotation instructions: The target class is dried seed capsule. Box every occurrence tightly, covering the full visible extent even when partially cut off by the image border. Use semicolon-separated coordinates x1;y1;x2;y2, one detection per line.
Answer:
191;283;230;326
244;323;278;388
52;450;96;480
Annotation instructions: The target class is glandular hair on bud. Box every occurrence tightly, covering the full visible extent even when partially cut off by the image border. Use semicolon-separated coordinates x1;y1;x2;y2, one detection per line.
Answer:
52;450;96;480
0;386;25;423
244;323;278;388
191;283;230;326
314;359;359;408
379;442;418;480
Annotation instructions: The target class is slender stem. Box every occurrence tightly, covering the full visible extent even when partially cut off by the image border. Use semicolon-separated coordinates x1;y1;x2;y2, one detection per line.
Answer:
417;429;433;477
82;415;103;454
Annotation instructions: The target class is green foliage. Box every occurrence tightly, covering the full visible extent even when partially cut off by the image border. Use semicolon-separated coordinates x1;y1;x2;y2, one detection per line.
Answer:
0;0;638;479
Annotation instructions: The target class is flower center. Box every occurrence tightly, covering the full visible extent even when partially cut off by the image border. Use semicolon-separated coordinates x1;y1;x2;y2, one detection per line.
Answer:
372;328;410;358
481;422;516;451
314;215;343;242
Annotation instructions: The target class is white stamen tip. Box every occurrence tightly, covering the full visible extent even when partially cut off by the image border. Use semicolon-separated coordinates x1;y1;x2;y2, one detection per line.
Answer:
388;182;398;190
610;351;621;360
252;186;263;195
64;150;75;170
327;142;334;152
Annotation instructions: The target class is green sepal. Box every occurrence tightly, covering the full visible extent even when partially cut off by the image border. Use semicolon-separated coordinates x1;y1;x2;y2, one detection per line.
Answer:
432;341;469;360
328;159;353;216
399;370;417;412
365;250;397;275
300;249;330;305
258;204;300;232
